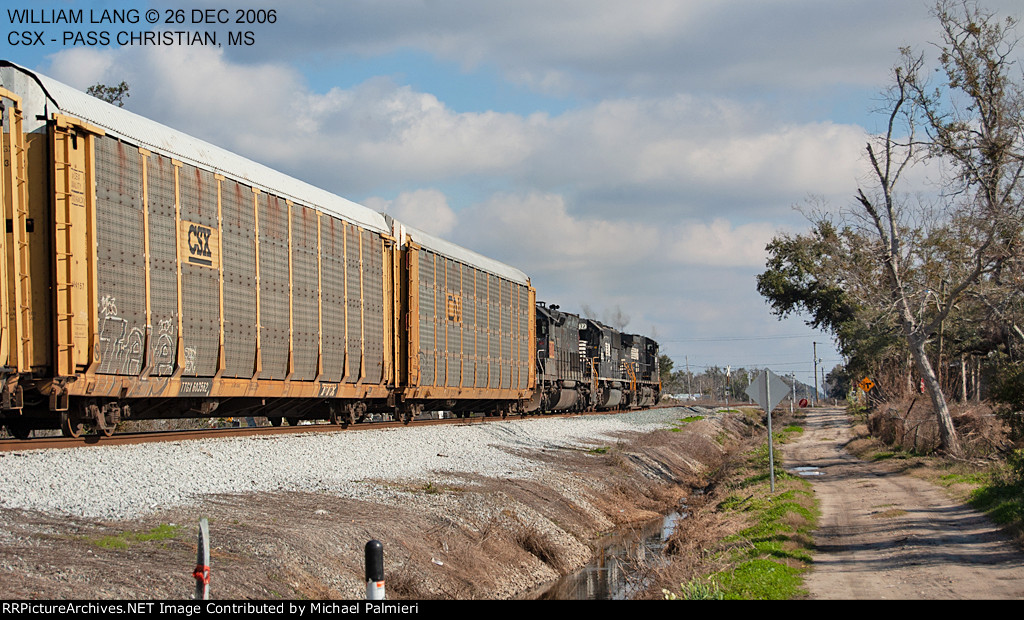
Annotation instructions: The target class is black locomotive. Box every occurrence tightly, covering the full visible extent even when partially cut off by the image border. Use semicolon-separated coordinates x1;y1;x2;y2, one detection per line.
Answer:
528;303;660;414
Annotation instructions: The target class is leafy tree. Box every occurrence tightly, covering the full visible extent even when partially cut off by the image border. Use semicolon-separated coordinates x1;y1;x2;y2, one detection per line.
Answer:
757;218;858;334
659;354;674;385
86;81;130;107
758;217;905;387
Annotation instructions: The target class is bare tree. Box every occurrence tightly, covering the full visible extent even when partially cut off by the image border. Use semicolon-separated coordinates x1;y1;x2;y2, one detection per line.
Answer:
855;1;1024;456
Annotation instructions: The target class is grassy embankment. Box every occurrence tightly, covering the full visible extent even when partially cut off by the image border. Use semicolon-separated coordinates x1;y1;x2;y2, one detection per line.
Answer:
664;411;817;600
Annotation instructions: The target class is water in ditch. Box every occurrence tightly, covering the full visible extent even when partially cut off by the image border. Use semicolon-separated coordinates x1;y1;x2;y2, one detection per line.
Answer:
525;501;689;600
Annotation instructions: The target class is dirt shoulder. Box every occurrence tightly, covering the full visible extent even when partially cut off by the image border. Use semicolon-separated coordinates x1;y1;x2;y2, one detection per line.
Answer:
787;406;1024;599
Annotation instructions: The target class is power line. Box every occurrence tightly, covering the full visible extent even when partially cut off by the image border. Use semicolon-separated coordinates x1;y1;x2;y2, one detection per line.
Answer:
661;334;817;343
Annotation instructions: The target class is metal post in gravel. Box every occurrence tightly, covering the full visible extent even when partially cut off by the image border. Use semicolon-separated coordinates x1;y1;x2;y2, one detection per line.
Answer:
365;540;385;600
193;518;211;600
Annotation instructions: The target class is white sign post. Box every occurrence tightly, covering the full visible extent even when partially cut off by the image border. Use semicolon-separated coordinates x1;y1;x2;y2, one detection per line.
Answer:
745;369;788;493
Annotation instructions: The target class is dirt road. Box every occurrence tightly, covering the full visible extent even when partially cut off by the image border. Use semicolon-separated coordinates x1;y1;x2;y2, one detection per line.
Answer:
786;406;1024;599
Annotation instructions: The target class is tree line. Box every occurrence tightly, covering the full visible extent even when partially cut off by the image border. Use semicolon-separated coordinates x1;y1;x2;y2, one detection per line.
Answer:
757;1;1024;456
658;355;821;404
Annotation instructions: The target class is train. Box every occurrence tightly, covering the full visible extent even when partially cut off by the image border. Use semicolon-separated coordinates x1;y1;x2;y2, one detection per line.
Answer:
0;61;660;439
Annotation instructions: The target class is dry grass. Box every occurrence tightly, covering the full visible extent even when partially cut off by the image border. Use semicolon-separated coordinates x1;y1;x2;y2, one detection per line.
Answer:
513;524;567;573
867;397;1009;457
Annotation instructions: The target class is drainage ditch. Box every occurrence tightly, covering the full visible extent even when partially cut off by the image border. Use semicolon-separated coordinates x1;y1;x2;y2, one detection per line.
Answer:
525;501;689;599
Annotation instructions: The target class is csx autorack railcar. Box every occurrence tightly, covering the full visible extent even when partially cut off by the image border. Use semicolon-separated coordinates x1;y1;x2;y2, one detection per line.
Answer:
0;61;657;439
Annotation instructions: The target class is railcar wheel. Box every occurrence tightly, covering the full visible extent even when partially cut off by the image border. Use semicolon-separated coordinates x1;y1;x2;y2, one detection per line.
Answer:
285;417;301;426
268;417;283;427
94;404;119;437
398;403;422;425
6;421;31;440
60;413;84;439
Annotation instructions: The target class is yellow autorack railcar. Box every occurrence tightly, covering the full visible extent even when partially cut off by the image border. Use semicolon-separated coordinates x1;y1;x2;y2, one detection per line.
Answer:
0;61;535;438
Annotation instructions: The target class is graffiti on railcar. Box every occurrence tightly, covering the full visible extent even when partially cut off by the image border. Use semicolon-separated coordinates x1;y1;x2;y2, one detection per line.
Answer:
152;316;177;376
98;295;146;375
183;347;198;375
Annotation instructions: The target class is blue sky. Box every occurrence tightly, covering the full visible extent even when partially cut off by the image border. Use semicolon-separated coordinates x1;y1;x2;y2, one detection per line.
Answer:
6;0;1018;390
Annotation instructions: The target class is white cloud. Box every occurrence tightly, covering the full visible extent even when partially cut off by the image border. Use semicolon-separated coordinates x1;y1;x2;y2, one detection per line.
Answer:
668;220;777;268
41;47;117;84
41;44;872;220
365;189;456;237
451;191;778;272
194;0;939;97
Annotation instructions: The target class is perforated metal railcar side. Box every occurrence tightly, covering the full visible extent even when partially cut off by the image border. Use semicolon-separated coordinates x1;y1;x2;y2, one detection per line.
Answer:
79;140;393;395
0;62;398;434
397;225;535;416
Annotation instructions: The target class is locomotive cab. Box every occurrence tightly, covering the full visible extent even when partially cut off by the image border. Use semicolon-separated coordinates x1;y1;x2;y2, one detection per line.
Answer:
527;303;585;413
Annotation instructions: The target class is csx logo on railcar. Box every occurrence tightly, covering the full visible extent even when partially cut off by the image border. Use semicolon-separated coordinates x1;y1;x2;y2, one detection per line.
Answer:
179;220;220;269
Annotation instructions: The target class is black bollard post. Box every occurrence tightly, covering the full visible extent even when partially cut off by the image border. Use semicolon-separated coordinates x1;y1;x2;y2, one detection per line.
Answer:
365;539;385;600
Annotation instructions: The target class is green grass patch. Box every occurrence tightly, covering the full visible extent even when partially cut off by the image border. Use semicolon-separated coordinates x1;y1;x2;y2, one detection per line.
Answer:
711;480;816;599
89;523;181;550
587;446;610;454
939;471;990;486
713;558;806;600
93;535;130;550
970;484;1024;524
966;450;1024;527
741;439;796;486
666;426;817;600
669;416;705;432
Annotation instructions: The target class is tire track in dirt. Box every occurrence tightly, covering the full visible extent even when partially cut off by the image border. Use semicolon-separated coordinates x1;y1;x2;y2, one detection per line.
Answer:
786;406;1024;599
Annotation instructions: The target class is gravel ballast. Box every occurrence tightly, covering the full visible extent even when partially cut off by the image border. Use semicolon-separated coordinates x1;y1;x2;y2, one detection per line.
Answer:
0;407;705;521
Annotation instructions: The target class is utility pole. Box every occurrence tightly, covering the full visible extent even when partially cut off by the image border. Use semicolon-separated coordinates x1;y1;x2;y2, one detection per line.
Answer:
790;373;795;414
686;356;692;400
812;342;819;407
822;366;828;404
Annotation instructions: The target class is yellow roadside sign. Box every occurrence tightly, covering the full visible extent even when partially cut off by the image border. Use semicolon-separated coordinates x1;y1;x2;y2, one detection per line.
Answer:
859;378;874;392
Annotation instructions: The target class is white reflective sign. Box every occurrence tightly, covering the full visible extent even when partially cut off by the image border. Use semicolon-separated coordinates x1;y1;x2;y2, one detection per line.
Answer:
745;369;789;412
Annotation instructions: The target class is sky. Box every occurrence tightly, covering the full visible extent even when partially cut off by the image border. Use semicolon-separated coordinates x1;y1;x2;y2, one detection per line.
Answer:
5;0;1020;391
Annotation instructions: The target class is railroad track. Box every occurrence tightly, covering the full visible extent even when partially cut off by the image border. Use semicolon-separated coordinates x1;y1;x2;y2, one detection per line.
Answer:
0;405;681;452
0;414;499;452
